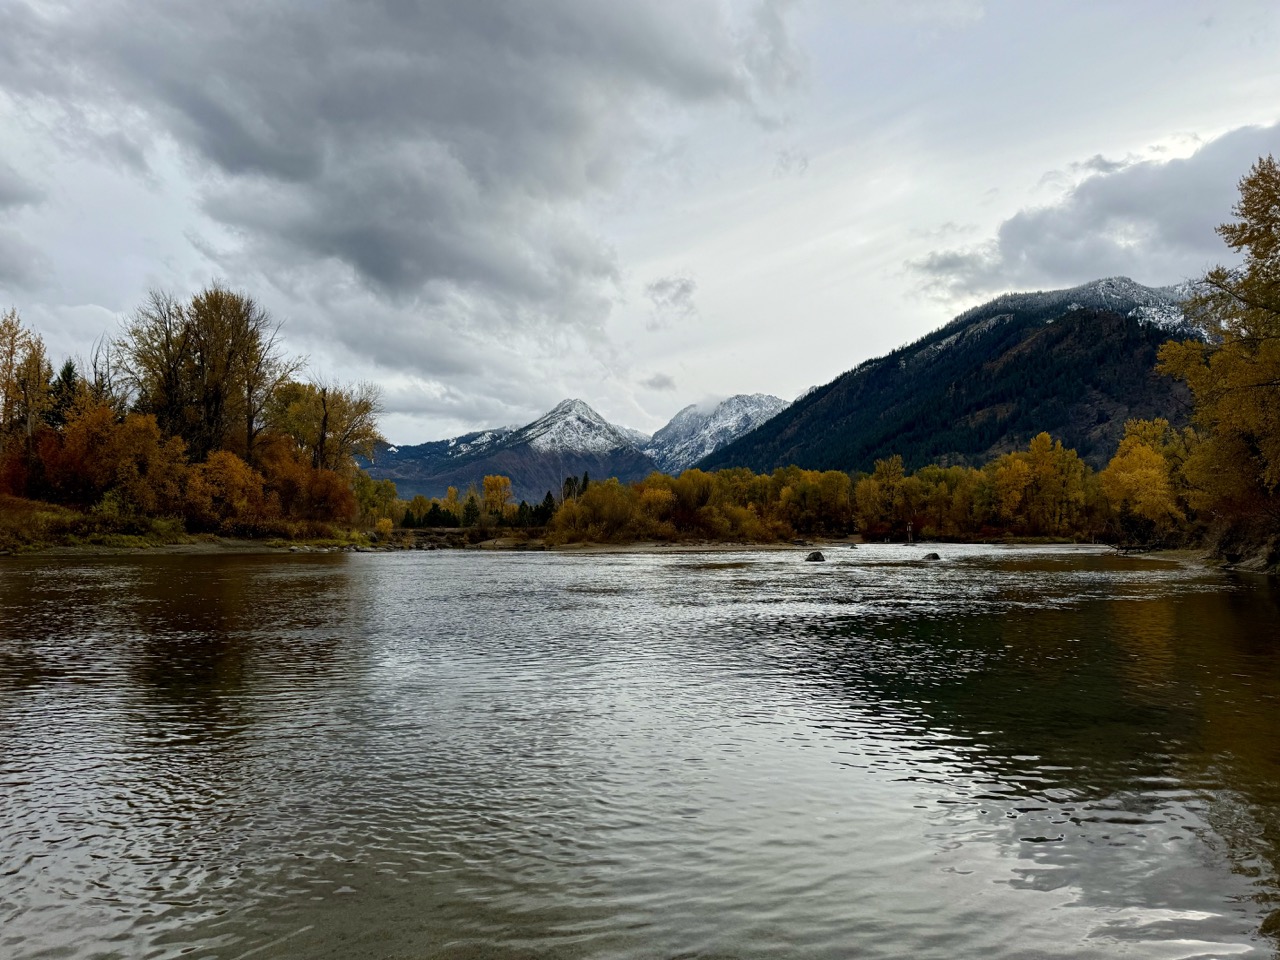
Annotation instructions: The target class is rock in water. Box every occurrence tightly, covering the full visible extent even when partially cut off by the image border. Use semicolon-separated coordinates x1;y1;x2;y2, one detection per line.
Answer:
805;551;826;562
922;552;941;561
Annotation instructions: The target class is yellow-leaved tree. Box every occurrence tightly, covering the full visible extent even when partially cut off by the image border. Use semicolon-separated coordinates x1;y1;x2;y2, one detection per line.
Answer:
1159;155;1280;535
1098;419;1189;543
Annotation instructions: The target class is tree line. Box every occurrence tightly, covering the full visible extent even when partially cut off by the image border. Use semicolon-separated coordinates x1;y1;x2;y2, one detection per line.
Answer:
386;438;1113;544
0;283;384;538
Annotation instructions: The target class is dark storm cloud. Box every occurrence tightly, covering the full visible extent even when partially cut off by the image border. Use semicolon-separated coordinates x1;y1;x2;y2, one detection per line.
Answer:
912;124;1280;298
0;0;798;342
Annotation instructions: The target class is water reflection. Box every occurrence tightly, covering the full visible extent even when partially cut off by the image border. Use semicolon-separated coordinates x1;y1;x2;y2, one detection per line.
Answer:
1;546;1278;959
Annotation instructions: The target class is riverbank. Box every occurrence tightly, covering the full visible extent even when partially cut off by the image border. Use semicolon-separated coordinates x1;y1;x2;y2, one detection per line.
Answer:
13;534;841;558
13;534;1190;561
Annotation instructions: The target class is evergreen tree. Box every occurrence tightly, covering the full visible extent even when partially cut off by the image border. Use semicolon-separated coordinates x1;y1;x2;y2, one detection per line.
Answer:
536;490;558;524
462;493;481;526
49;360;80;429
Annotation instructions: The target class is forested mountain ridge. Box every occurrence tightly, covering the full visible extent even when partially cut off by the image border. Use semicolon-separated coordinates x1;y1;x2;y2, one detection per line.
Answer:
365;426;517;491
698;277;1196;474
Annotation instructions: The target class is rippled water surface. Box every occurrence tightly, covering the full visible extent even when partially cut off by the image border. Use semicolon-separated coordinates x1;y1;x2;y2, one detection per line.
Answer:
3;544;1280;959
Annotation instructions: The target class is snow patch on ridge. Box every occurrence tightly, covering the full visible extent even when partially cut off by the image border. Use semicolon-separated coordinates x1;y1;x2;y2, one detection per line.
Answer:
645;393;789;473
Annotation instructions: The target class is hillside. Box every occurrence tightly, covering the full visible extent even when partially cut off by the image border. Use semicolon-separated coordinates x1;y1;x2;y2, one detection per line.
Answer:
698;278;1195;473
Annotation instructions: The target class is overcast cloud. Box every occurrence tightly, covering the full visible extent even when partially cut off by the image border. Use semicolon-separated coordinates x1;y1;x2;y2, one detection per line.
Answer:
911;124;1279;298
1;0;1278;440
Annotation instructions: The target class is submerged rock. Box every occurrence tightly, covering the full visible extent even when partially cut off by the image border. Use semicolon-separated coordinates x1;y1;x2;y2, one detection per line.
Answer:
805;551;826;562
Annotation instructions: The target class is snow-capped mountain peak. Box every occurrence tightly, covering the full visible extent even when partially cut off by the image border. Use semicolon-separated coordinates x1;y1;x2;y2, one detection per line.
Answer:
513;398;641;454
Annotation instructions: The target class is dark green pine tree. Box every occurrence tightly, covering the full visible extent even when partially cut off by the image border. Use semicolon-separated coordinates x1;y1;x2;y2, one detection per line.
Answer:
462;494;481;527
538;490;557;524
48;360;79;429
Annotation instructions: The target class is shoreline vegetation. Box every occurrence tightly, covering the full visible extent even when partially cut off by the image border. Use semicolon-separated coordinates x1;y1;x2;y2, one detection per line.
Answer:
2;158;1278;573
4;525;1209;566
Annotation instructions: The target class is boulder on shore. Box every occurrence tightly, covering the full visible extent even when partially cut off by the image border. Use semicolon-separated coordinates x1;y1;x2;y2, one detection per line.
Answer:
805;551;825;562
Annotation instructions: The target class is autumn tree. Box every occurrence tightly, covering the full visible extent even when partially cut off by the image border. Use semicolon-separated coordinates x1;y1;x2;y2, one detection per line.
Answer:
1099;419;1188;542
268;379;383;473
0;308;51;443
0;308;54;491
854;455;906;538
1159;155;1280;528
118;290;192;442
120;284;300;463
185;285;300;463
482;474;513;519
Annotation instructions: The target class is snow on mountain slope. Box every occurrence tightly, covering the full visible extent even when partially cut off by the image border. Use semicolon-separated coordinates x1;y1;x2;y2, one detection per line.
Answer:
645;394;788;473
509;398;644;454
948;276;1195;338
619;426;652;447
367;395;791;498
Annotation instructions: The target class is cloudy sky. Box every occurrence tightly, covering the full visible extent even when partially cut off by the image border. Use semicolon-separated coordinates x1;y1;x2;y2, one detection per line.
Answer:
1;0;1278;442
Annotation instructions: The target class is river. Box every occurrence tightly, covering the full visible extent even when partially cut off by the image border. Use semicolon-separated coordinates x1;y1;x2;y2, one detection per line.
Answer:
2;544;1278;959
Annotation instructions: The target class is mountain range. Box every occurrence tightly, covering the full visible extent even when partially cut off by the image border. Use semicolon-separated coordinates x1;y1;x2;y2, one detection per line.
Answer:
368;394;789;501
369;276;1199;499
698;277;1196;474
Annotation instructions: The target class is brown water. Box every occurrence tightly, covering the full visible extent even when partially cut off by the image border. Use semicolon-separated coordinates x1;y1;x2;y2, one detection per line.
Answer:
1;544;1279;959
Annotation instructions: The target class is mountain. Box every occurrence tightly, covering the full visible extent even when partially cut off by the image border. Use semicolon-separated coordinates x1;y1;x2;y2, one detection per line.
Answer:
698;277;1197;474
644;394;788;473
369;399;658;501
365;426;517;491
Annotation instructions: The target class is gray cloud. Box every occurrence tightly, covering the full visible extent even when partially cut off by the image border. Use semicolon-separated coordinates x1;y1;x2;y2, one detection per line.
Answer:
0;0;798;349
0;160;43;210
0;229;49;288
1070;154;1131;177
644;274;699;330
640;372;677;391
911;123;1280;298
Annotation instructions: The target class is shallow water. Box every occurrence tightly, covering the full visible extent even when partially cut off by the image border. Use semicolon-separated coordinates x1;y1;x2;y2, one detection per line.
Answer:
2;544;1279;959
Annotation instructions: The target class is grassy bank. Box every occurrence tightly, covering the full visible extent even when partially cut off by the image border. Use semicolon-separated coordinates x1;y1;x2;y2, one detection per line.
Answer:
0;495;369;555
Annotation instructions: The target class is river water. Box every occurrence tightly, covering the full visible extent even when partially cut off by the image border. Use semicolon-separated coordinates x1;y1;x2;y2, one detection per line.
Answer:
2;544;1279;959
